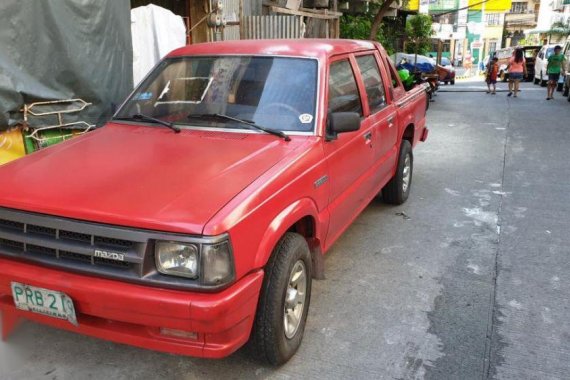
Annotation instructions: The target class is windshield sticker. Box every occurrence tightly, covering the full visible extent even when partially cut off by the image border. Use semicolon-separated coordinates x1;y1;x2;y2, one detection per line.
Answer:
299;114;313;124
134;92;153;101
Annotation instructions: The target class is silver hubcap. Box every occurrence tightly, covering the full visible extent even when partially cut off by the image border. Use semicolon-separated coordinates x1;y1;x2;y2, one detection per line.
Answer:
402;154;411;193
283;260;307;339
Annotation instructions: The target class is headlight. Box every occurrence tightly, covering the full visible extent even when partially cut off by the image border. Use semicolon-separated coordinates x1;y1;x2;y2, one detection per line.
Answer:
155;242;199;279
155;239;234;286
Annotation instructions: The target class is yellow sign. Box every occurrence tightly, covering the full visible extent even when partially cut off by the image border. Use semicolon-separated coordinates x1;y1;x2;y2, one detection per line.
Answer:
407;0;420;11
468;0;512;11
0;129;26;165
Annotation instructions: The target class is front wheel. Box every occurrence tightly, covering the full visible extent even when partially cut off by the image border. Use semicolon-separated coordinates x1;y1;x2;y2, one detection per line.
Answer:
450;79;455;85
382;140;413;205
250;232;312;366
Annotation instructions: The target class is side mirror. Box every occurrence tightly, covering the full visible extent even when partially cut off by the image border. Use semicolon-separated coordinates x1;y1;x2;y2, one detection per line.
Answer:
326;112;361;140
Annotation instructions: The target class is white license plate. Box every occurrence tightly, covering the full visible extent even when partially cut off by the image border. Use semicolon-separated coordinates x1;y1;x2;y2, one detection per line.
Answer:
11;282;78;326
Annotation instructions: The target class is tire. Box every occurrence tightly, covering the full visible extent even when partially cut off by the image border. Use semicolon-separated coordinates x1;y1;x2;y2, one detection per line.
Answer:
534;77;540;85
444;81;448;85
563;86;569;97
556;82;563;92
382;140;413;205
250;232;312;366
450;79;455;85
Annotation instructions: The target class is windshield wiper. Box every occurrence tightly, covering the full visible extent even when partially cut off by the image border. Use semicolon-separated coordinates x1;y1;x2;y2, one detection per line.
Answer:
187;113;290;141
114;113;180;133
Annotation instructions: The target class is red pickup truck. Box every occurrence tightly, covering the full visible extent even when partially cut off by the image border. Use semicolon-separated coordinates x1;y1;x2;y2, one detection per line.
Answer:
0;39;428;365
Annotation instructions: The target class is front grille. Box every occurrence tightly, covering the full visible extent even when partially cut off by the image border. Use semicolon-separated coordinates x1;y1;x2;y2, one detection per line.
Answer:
28;244;57;257
27;224;56;237
0;207;228;291
0;238;24;251
59;229;91;243
0;209;145;276
94;236;134;249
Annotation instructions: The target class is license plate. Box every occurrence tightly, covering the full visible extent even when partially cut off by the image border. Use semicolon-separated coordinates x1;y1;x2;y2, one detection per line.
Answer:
11;282;78;326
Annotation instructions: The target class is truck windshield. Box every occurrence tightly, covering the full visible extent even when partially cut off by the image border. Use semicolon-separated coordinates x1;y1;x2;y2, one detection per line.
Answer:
115;56;318;133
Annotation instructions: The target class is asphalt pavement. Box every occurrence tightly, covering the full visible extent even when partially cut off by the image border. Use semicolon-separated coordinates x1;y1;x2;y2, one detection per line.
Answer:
1;78;570;379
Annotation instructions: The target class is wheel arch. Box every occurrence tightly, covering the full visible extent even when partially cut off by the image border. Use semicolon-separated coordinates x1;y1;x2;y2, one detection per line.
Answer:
254;198;325;279
402;123;415;145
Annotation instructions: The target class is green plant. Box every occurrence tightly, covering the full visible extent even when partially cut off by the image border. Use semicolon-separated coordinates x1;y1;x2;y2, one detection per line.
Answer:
404;14;433;55
339;3;405;55
547;21;570;40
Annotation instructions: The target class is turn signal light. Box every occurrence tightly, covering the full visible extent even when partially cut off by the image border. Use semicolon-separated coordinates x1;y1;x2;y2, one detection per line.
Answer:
159;327;198;340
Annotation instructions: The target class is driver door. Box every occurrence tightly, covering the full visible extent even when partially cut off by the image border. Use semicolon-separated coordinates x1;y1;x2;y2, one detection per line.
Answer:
324;55;376;247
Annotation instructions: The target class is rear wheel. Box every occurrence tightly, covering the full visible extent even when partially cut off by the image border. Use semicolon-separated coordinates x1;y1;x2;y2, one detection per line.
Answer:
450;79;455;85
556;82;563;92
563;85;569;97
540;72;547;86
250;232;312;366
534;76;540;85
382;140;413;205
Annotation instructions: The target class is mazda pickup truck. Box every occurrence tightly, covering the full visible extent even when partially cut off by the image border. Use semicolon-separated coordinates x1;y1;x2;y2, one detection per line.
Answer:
0;39;428;365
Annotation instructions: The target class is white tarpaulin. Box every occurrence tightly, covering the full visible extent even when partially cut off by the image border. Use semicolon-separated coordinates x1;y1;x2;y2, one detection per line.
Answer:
131;4;186;86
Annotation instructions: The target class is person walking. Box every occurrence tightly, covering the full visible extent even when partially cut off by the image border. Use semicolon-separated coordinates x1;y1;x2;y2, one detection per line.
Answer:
507;48;526;98
485;57;499;94
546;45;567;100
464;51;473;76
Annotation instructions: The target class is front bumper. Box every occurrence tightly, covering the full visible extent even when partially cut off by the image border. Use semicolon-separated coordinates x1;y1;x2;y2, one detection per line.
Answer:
0;258;263;358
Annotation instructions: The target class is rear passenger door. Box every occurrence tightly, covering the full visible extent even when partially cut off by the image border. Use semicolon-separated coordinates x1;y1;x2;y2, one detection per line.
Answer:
354;53;399;187
323;56;376;246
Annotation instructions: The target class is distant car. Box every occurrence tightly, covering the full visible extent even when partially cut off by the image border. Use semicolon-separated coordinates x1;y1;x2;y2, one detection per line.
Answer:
495;46;540;82
534;44;565;90
438;57;455;85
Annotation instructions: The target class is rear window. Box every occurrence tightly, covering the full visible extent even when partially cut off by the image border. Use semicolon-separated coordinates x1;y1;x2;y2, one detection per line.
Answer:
441;57;451;66
546;48;555;58
524;48;538;58
355;55;387;113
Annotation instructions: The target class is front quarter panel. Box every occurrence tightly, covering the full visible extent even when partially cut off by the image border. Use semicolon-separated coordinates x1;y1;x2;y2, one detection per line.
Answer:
203;137;329;280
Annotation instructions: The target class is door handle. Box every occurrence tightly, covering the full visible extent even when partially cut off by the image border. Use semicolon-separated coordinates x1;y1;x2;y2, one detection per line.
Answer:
388;116;395;128
363;131;372;140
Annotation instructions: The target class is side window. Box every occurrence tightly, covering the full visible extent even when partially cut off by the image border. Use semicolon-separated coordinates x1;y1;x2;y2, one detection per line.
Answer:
328;60;362;115
355;55;387;113
385;58;400;88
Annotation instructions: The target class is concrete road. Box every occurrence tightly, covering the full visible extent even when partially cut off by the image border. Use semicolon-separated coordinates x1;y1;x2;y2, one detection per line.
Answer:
1;80;570;379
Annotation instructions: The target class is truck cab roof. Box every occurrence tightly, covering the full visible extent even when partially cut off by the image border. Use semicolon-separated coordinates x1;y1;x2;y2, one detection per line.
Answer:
168;39;380;61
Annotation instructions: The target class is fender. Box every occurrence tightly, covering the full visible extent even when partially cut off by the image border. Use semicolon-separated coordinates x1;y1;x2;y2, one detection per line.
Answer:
253;198;325;271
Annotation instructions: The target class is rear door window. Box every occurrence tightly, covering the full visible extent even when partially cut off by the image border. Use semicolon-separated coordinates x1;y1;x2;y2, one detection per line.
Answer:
328;60;363;115
355;55;387;114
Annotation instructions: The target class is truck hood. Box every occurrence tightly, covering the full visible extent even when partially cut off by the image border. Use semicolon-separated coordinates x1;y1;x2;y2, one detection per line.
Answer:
0;123;308;234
